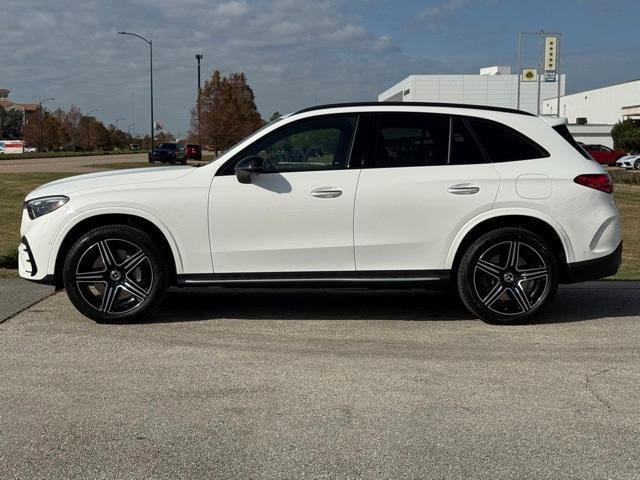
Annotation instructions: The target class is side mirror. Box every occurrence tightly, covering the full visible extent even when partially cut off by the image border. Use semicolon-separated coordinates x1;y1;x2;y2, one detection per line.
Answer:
235;156;266;184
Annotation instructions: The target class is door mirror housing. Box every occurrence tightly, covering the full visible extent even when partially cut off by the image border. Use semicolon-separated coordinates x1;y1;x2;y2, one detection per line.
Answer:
235;156;267;184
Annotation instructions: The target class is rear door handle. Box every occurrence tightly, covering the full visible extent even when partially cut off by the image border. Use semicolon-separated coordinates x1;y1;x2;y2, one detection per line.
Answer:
447;184;480;195
310;187;343;198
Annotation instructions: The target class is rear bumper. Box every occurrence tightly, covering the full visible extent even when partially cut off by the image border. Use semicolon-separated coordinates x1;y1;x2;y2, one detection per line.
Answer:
564;242;622;283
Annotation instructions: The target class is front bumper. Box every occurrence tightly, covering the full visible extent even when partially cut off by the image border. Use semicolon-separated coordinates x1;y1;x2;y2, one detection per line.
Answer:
18;235;56;285
565;242;622;283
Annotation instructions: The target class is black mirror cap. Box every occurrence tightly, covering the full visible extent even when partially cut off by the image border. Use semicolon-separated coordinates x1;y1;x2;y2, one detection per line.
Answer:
235;156;264;184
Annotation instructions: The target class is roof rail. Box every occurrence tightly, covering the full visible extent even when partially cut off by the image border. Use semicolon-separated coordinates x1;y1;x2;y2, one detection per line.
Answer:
295;101;536;117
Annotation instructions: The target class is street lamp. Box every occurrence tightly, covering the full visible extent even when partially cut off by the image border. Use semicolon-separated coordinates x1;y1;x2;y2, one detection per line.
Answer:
195;54;203;148
118;31;154;152
114;118;125;130
38;97;54;152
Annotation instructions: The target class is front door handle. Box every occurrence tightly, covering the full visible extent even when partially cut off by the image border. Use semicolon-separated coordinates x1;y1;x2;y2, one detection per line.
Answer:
447;184;480;195
310;187;343;199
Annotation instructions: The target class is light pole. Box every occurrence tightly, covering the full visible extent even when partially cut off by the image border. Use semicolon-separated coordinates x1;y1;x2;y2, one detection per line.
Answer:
38;97;54;152
195;53;203;148
114;117;125;130
118;31;154;152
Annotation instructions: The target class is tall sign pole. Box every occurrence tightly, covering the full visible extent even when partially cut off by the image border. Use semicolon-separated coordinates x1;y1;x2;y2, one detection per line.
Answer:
537;30;544;115
516;33;522;109
516;30;562;115
196;54;203;147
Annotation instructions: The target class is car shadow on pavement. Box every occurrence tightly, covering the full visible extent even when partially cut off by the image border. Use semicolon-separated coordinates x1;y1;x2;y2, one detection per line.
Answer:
115;283;640;325
145;288;474;324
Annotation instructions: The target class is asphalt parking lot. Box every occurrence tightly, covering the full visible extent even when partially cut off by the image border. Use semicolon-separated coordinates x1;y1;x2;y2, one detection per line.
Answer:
1;282;639;479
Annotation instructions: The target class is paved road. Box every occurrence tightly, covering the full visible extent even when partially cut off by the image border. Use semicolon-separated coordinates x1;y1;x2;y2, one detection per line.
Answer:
0;153;148;173
1;283;639;479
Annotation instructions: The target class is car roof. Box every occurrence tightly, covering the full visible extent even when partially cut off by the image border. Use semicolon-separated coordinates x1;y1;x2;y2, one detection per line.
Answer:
295;101;536;117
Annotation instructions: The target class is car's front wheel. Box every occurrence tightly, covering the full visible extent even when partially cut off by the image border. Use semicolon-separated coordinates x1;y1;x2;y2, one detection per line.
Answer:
63;225;168;322
634;158;640;170
457;227;558;324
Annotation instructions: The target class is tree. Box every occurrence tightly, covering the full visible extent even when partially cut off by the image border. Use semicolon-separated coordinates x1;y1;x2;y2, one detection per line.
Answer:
189;71;263;151
611;119;640;152
0;106;23;139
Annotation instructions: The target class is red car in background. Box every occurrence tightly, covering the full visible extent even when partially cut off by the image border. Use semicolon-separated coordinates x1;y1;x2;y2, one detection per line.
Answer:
184;144;202;161
582;144;627;165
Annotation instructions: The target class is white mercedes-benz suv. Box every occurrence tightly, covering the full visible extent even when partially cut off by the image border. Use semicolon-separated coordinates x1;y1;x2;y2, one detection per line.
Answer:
19;103;622;324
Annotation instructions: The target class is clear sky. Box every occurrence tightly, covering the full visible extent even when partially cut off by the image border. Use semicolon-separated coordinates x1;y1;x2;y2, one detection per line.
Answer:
2;0;639;136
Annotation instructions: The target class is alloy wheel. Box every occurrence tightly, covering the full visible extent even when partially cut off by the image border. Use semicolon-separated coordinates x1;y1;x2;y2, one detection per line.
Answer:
74;239;153;314
472;240;549;316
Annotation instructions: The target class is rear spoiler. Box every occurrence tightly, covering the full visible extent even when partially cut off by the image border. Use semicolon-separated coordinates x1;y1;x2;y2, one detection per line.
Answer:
539;115;568;128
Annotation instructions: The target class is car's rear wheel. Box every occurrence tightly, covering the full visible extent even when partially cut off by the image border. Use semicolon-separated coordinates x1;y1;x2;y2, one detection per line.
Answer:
457;227;558;324
63;225;168;322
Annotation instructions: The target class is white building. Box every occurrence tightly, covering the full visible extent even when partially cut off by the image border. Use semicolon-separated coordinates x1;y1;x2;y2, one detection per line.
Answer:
540;79;640;148
543;79;640;123
378;66;566;115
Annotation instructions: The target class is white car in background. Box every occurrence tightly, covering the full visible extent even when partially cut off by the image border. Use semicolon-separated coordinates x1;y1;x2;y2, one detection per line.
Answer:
615;154;640;170
18;102;622;324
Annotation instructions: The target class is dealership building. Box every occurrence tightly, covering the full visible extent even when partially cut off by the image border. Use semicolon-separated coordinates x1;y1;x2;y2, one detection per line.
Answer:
378;66;566;116
541;79;640;147
378;67;640;147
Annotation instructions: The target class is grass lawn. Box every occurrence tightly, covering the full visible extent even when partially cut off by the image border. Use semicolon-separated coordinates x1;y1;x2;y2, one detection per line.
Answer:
0;171;639;280
612;184;640;279
84;161;209;170
83;162;155;170
0;150;144;161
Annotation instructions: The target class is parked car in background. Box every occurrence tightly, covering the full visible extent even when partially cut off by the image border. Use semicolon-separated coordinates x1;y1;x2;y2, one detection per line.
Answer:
148;143;186;164
582;144;627;165
129;144;141;151
615;154;640;170
184;144;202;161
19;102;621;325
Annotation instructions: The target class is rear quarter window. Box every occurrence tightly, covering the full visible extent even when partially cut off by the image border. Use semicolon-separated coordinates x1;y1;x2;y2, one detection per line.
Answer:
467;117;549;162
552;124;592;159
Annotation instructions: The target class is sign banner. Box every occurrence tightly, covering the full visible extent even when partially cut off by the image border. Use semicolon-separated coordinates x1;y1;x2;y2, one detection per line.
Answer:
544;36;558;73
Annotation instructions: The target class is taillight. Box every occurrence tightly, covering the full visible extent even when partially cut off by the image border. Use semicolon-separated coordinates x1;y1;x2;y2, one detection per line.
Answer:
574;174;614;194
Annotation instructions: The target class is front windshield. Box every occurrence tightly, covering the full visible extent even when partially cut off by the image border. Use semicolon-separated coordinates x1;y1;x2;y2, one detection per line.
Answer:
213;115;287;161
158;143;176;150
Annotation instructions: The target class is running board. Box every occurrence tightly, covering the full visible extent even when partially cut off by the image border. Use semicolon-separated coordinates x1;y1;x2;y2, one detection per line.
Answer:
176;270;450;289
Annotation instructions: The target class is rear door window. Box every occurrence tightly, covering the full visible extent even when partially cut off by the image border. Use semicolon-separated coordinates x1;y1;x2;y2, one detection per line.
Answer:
373;113;450;167
450;118;487;165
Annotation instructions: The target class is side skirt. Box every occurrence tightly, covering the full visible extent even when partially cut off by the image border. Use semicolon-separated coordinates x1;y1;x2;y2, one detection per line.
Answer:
176;270;451;290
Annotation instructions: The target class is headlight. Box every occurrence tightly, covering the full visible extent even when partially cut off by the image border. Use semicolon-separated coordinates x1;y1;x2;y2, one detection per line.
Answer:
25;196;69;219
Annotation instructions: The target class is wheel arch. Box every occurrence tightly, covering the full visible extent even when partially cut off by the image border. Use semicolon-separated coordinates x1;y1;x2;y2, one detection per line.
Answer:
446;211;573;283
50;211;182;288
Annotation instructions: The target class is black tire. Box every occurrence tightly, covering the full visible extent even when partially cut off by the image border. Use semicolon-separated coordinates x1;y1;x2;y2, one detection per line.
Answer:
456;227;558;324
634;159;640;170
63;225;168;322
